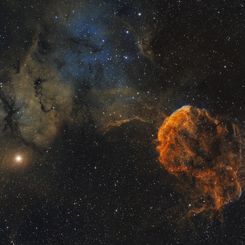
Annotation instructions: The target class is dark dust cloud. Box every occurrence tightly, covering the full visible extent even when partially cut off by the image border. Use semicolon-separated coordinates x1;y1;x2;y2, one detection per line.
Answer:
0;0;245;244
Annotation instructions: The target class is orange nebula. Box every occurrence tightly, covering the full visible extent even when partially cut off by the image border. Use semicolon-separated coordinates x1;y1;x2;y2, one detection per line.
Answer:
156;106;242;215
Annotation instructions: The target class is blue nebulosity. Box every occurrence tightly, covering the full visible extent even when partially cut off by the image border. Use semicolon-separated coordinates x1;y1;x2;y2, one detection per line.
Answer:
51;1;145;90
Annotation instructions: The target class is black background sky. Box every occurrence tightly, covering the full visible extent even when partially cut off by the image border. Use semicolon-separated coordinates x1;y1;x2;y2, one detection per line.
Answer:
0;0;245;244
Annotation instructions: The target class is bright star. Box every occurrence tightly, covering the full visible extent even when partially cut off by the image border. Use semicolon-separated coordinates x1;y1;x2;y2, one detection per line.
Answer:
15;154;23;164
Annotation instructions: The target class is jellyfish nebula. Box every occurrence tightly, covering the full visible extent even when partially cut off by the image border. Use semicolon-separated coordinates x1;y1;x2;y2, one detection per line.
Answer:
156;106;243;215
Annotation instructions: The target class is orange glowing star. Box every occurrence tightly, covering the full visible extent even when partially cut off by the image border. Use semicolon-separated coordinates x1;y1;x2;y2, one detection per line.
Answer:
15;155;23;163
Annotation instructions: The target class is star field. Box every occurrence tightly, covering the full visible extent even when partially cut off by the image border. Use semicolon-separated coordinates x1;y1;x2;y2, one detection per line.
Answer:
0;0;245;244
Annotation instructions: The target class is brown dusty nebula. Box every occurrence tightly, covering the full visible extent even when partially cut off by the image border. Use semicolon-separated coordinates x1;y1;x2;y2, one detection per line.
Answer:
156;106;243;216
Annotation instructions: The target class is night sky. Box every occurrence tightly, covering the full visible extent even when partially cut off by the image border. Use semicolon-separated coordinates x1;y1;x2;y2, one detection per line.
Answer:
0;0;245;244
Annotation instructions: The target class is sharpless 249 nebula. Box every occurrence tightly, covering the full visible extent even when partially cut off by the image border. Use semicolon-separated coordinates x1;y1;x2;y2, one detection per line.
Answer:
0;0;245;244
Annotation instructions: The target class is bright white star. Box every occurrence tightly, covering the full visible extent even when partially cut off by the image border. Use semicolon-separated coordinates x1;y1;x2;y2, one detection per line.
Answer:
15;155;23;164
